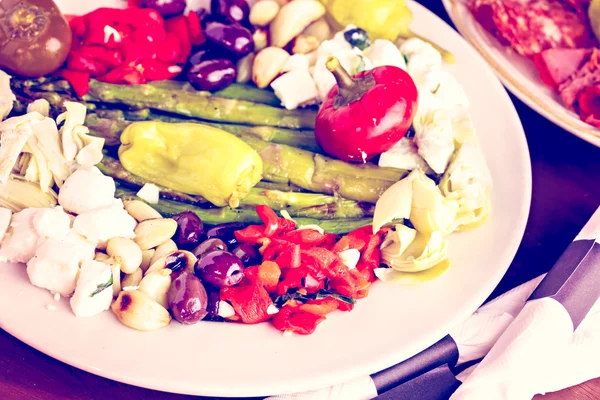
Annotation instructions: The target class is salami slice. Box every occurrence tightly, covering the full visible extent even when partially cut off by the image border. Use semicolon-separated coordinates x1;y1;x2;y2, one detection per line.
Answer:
559;48;600;106
469;0;596;58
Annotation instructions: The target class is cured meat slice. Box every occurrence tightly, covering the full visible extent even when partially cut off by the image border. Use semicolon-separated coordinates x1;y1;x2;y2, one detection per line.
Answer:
559;48;600;106
469;0;596;58
533;48;592;87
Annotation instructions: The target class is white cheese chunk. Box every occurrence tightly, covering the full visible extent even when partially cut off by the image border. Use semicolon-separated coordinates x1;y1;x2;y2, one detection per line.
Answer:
26;236;94;296
365;39;406;70
338;248;361;270
283;54;310;72
0;207;71;263
58;168;115;214
271;70;320;110
379;138;430;172
137;183;160;204
72;199;136;245
70;260;113;317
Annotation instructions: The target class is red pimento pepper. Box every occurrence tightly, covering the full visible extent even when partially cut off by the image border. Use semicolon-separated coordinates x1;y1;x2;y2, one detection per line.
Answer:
258;261;282;294
67;53;108;77
315;56;418;163
157;32;182;64
280;229;329;247
138;59;181;81
77;45;122;67
257;205;280;236
299;297;339;316
60;70;90;97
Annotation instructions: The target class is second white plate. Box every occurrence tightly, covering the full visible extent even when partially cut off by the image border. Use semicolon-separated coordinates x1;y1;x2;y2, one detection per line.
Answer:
442;0;600;148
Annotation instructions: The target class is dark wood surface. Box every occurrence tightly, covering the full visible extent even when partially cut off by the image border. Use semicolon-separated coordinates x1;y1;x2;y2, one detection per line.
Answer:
1;2;599;400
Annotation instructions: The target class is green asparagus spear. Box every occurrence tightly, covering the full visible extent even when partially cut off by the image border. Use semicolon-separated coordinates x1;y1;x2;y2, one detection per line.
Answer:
255;181;305;192
115;187;372;234
149;81;282;107
100;155;373;218
86;113;322;153
84;80;316;129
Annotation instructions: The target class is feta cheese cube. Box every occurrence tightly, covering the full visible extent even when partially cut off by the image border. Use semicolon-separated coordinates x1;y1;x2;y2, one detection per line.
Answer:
58;168;115;214
70;260;113;317
26;236;94;296
271;70;320;110
283;54;310;72
365;39;407;70
72;199;136;245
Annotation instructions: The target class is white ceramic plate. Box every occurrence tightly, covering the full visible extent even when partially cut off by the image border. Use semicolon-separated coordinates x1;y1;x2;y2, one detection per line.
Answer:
442;0;600;148
0;1;531;397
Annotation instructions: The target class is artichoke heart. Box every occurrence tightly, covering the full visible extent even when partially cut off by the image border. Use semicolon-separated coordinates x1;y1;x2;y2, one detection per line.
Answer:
118;122;263;207
382;228;448;273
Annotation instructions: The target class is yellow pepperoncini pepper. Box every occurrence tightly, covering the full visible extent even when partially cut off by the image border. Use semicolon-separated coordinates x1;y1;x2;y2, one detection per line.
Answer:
119;121;263;208
321;0;412;41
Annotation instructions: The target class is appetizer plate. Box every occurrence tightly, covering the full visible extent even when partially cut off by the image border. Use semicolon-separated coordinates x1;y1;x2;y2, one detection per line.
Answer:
442;0;600;148
0;1;531;397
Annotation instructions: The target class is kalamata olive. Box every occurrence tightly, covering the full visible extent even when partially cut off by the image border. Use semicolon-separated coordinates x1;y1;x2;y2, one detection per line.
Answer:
193;238;228;258
172;211;205;250
167;271;208;324
204;21;254;57
206;222;245;246
211;0;250;25
231;244;261;266
142;0;186;17
188;59;236;92
206;289;220;317
195;250;244;288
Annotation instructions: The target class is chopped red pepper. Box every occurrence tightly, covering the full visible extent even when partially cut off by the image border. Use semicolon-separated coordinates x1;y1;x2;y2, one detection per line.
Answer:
156;32;182;64
280;229;329;247
60;69;90;97
77;45;122;67
257;205;280;237
165;15;192;64
138;59;181;81
299;297;339;316
187;10;206;46
220;267;273;324
258;261;281;294
301;247;338;271
69;16;87;38
235;225;267;244
67;53;108;77
271;304;325;335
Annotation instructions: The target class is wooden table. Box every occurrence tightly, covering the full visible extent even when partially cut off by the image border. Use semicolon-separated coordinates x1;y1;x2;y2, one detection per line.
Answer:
2;3;600;400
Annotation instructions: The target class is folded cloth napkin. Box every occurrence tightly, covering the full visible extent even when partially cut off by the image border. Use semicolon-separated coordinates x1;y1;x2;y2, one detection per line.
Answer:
268;206;600;400
451;206;600;400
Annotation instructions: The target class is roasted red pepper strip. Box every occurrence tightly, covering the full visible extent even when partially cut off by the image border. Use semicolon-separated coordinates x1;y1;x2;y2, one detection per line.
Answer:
60;69;90;97
187;10;206;46
67;53;108;77
220;267;273;324
257;205;280;236
258;261;281;294
68;16;87;38
280;229;329;247
157;32;182;64
77;45;122;67
271;304;325;335
235;225;266;244
138;59;181;81
165;15;191;64
299;297;339;316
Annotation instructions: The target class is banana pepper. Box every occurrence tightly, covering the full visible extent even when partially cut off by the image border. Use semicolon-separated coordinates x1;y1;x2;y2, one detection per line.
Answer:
118;121;263;207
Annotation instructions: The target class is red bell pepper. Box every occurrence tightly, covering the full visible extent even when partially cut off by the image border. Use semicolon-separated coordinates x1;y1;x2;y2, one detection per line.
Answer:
315;57;418;163
60;69;90;98
220;266;273;324
257;205;280;236
97;64;146;84
299;297;339;316
235;225;266;244
258;261;281;294
138;59;181;81
187;10;206;46
157;32;182;64
77;45;122;67
165;15;192;65
271;304;326;335
67;53;108;77
301;247;338;271
280;229;329;247
69;16;87;38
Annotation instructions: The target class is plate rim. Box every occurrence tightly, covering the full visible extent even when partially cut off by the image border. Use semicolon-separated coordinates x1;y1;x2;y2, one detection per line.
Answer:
0;1;533;397
441;0;600;148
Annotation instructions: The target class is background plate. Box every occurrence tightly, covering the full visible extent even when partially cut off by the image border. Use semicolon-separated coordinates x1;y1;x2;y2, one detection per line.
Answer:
442;0;600;148
0;1;531;397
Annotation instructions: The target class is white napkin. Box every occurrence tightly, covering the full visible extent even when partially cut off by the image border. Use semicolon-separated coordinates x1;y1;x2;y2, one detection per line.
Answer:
451;207;600;399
